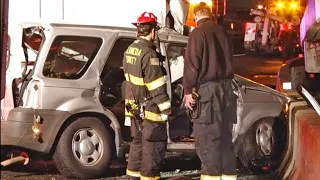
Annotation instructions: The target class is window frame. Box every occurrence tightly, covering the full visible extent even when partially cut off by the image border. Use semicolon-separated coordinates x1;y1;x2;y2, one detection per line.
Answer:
42;35;103;80
165;43;187;83
165;43;187;63
104;37;136;70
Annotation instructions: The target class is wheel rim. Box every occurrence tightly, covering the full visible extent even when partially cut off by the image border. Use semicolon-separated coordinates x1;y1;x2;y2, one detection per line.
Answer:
255;122;274;156
72;128;103;166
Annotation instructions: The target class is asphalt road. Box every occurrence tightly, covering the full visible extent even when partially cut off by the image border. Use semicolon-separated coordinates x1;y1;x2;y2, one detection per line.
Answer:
1;54;284;180
1;159;279;180
233;54;284;87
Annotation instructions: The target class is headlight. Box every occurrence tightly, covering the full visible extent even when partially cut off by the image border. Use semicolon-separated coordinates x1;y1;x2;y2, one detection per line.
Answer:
282;82;292;90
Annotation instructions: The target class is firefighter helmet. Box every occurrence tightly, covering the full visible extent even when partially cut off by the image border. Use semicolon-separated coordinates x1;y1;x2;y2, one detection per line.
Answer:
132;12;158;26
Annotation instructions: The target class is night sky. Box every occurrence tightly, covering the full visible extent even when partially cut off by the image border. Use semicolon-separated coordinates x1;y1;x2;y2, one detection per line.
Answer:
227;0;273;9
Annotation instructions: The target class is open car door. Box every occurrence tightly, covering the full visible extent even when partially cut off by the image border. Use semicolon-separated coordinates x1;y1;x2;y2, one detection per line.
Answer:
1;0;9;100
298;86;320;116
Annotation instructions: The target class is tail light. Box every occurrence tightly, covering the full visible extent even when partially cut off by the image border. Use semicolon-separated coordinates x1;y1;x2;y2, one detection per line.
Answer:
245;23;250;33
245;23;256;34
22;80;42;109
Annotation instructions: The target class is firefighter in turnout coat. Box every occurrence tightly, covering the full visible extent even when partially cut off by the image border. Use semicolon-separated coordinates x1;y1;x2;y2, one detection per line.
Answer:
123;12;171;180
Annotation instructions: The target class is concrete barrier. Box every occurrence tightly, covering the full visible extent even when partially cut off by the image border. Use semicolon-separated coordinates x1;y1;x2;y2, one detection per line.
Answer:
279;100;308;179
292;109;320;180
280;99;320;180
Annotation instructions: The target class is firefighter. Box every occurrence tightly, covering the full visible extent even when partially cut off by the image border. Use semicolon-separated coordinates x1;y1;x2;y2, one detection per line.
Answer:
183;2;237;180
123;12;171;180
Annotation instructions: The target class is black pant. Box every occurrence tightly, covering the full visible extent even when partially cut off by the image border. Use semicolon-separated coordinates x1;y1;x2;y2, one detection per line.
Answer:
127;119;167;179
191;80;237;176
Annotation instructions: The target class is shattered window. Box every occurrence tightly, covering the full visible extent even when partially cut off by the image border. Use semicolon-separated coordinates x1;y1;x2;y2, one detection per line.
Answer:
166;44;186;65
43;36;102;79
166;44;186;83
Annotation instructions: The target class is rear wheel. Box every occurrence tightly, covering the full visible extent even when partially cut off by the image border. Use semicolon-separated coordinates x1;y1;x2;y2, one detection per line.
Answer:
53;117;112;179
238;119;279;168
0;148;8;162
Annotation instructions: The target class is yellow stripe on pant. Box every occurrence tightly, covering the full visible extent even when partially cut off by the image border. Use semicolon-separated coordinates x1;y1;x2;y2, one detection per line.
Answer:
200;174;222;180
126;169;140;177
222;174;237;180
140;175;161;180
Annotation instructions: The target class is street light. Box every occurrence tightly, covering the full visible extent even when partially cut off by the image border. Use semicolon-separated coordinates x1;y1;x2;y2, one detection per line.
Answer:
276;1;284;9
290;2;298;10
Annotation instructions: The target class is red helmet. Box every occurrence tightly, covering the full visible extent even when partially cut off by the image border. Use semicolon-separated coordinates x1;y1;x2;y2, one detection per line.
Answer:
132;12;158;26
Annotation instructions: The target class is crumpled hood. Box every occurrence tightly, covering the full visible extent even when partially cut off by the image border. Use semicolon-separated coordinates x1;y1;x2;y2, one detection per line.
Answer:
234;75;290;103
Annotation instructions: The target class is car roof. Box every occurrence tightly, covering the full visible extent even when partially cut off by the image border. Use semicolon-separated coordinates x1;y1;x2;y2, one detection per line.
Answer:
48;23;189;44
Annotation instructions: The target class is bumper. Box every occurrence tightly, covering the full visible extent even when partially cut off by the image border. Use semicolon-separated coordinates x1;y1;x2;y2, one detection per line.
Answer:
1;107;70;153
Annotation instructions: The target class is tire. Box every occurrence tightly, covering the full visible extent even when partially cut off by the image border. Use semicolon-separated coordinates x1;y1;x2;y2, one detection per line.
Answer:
1;149;8;162
53;117;112;179
238;119;278;168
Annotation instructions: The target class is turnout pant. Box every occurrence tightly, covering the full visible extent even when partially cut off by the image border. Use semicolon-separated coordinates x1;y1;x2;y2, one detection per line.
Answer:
192;80;238;180
126;118;167;179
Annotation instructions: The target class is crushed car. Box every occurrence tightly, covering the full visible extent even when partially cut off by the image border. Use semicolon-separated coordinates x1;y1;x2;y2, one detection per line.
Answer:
1;23;290;179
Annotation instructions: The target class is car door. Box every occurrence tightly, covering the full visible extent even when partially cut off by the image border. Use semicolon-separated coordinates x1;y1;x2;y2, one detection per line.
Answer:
165;43;187;113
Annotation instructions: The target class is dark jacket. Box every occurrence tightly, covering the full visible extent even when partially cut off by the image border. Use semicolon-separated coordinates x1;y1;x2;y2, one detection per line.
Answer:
123;38;171;122
183;18;234;95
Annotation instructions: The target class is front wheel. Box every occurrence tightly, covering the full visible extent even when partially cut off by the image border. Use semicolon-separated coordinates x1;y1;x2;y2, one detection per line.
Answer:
238;119;280;168
53;117;112;179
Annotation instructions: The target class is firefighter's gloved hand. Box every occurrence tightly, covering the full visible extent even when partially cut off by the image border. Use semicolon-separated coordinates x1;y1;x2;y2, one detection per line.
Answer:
184;94;196;110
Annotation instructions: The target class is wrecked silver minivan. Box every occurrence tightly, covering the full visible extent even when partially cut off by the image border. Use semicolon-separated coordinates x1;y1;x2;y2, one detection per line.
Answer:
1;23;290;179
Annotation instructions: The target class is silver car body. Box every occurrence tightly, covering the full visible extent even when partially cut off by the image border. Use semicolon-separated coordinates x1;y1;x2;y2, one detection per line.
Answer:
2;23;289;157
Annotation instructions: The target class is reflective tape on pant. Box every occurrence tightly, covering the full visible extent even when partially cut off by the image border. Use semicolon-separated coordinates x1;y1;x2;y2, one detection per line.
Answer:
145;111;167;122
124;73;166;91
221;174;237;180
140;175;161;180
158;100;171;112
126;169;140;177
200;175;222;180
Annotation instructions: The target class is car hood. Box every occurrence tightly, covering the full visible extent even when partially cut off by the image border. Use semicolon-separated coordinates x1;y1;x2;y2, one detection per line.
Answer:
234;75;290;103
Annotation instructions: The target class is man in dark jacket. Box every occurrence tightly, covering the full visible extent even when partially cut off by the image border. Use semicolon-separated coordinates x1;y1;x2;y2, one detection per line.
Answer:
183;2;237;180
123;12;171;180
